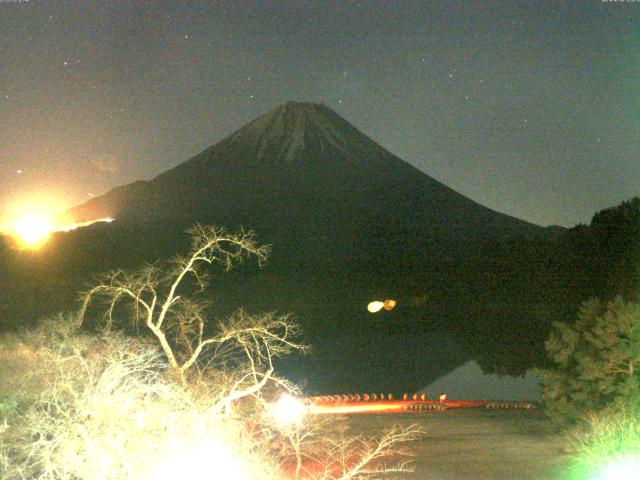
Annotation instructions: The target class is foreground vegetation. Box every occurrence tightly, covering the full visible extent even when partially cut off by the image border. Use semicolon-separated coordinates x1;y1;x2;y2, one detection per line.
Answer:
540;297;640;427
348;410;567;479
2;194;639;478
0;225;421;479
540;296;640;477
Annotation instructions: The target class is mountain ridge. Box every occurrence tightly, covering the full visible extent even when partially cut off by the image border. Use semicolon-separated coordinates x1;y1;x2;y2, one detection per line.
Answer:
68;101;547;264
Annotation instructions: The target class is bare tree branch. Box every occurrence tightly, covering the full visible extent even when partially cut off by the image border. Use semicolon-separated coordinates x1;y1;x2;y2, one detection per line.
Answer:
76;225;302;398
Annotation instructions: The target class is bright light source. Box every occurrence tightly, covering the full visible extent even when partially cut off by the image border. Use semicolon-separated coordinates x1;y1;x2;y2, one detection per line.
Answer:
12;213;54;247
2;196;66;248
270;393;306;428
3;214;115;250
383;299;397;310
367;299;397;313
367;301;385;313
596;456;640;480
2;195;117;249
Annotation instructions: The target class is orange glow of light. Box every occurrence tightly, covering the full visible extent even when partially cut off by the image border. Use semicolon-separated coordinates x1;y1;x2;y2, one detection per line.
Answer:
4;212;115;250
308;399;496;415
383;299;397;310
12;213;54;247
310;402;407;415
3;197;64;249
367;299;397;313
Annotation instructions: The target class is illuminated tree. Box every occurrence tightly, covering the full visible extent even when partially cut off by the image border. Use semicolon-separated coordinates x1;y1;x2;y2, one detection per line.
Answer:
539;296;640;426
0;323;287;480
78;224;304;409
272;412;422;480
0;225;423;479
315;423;423;480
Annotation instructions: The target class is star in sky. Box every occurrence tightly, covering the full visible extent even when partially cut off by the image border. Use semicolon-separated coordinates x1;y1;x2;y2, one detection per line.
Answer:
0;1;636;228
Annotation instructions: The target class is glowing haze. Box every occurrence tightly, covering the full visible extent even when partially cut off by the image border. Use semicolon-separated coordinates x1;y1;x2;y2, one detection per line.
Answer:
7;216;114;249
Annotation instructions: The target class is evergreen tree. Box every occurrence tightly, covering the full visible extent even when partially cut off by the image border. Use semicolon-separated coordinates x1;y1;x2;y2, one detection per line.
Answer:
539;297;640;426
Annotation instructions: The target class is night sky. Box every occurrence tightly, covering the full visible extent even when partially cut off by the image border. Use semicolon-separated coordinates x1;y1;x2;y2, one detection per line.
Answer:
1;0;638;230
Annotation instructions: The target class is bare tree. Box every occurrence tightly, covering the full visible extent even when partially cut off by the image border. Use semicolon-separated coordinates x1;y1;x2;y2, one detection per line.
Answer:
0;225;425;479
77;224;305;402
0;319;422;480
279;416;423;480
322;424;423;480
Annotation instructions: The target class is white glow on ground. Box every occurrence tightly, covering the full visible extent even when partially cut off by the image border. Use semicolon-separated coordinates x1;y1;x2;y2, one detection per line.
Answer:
597;456;640;480
142;438;252;480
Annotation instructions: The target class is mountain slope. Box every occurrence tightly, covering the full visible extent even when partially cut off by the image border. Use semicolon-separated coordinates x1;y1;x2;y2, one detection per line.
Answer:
68;102;545;264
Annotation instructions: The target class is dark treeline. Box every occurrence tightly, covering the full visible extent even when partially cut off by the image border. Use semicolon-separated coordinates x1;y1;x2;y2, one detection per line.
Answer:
460;197;640;376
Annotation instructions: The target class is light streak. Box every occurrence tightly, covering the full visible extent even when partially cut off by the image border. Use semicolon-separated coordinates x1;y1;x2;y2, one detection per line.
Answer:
2;216;115;250
308;399;495;414
57;217;114;232
311;402;406;414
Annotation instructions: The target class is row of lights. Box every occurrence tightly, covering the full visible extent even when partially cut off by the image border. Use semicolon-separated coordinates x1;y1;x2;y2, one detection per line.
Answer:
367;299;396;313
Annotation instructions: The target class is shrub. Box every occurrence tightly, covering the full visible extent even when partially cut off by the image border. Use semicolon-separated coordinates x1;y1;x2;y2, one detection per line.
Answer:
566;409;640;480
0;320;281;480
0;318;422;480
539;296;640;427
1;225;422;479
